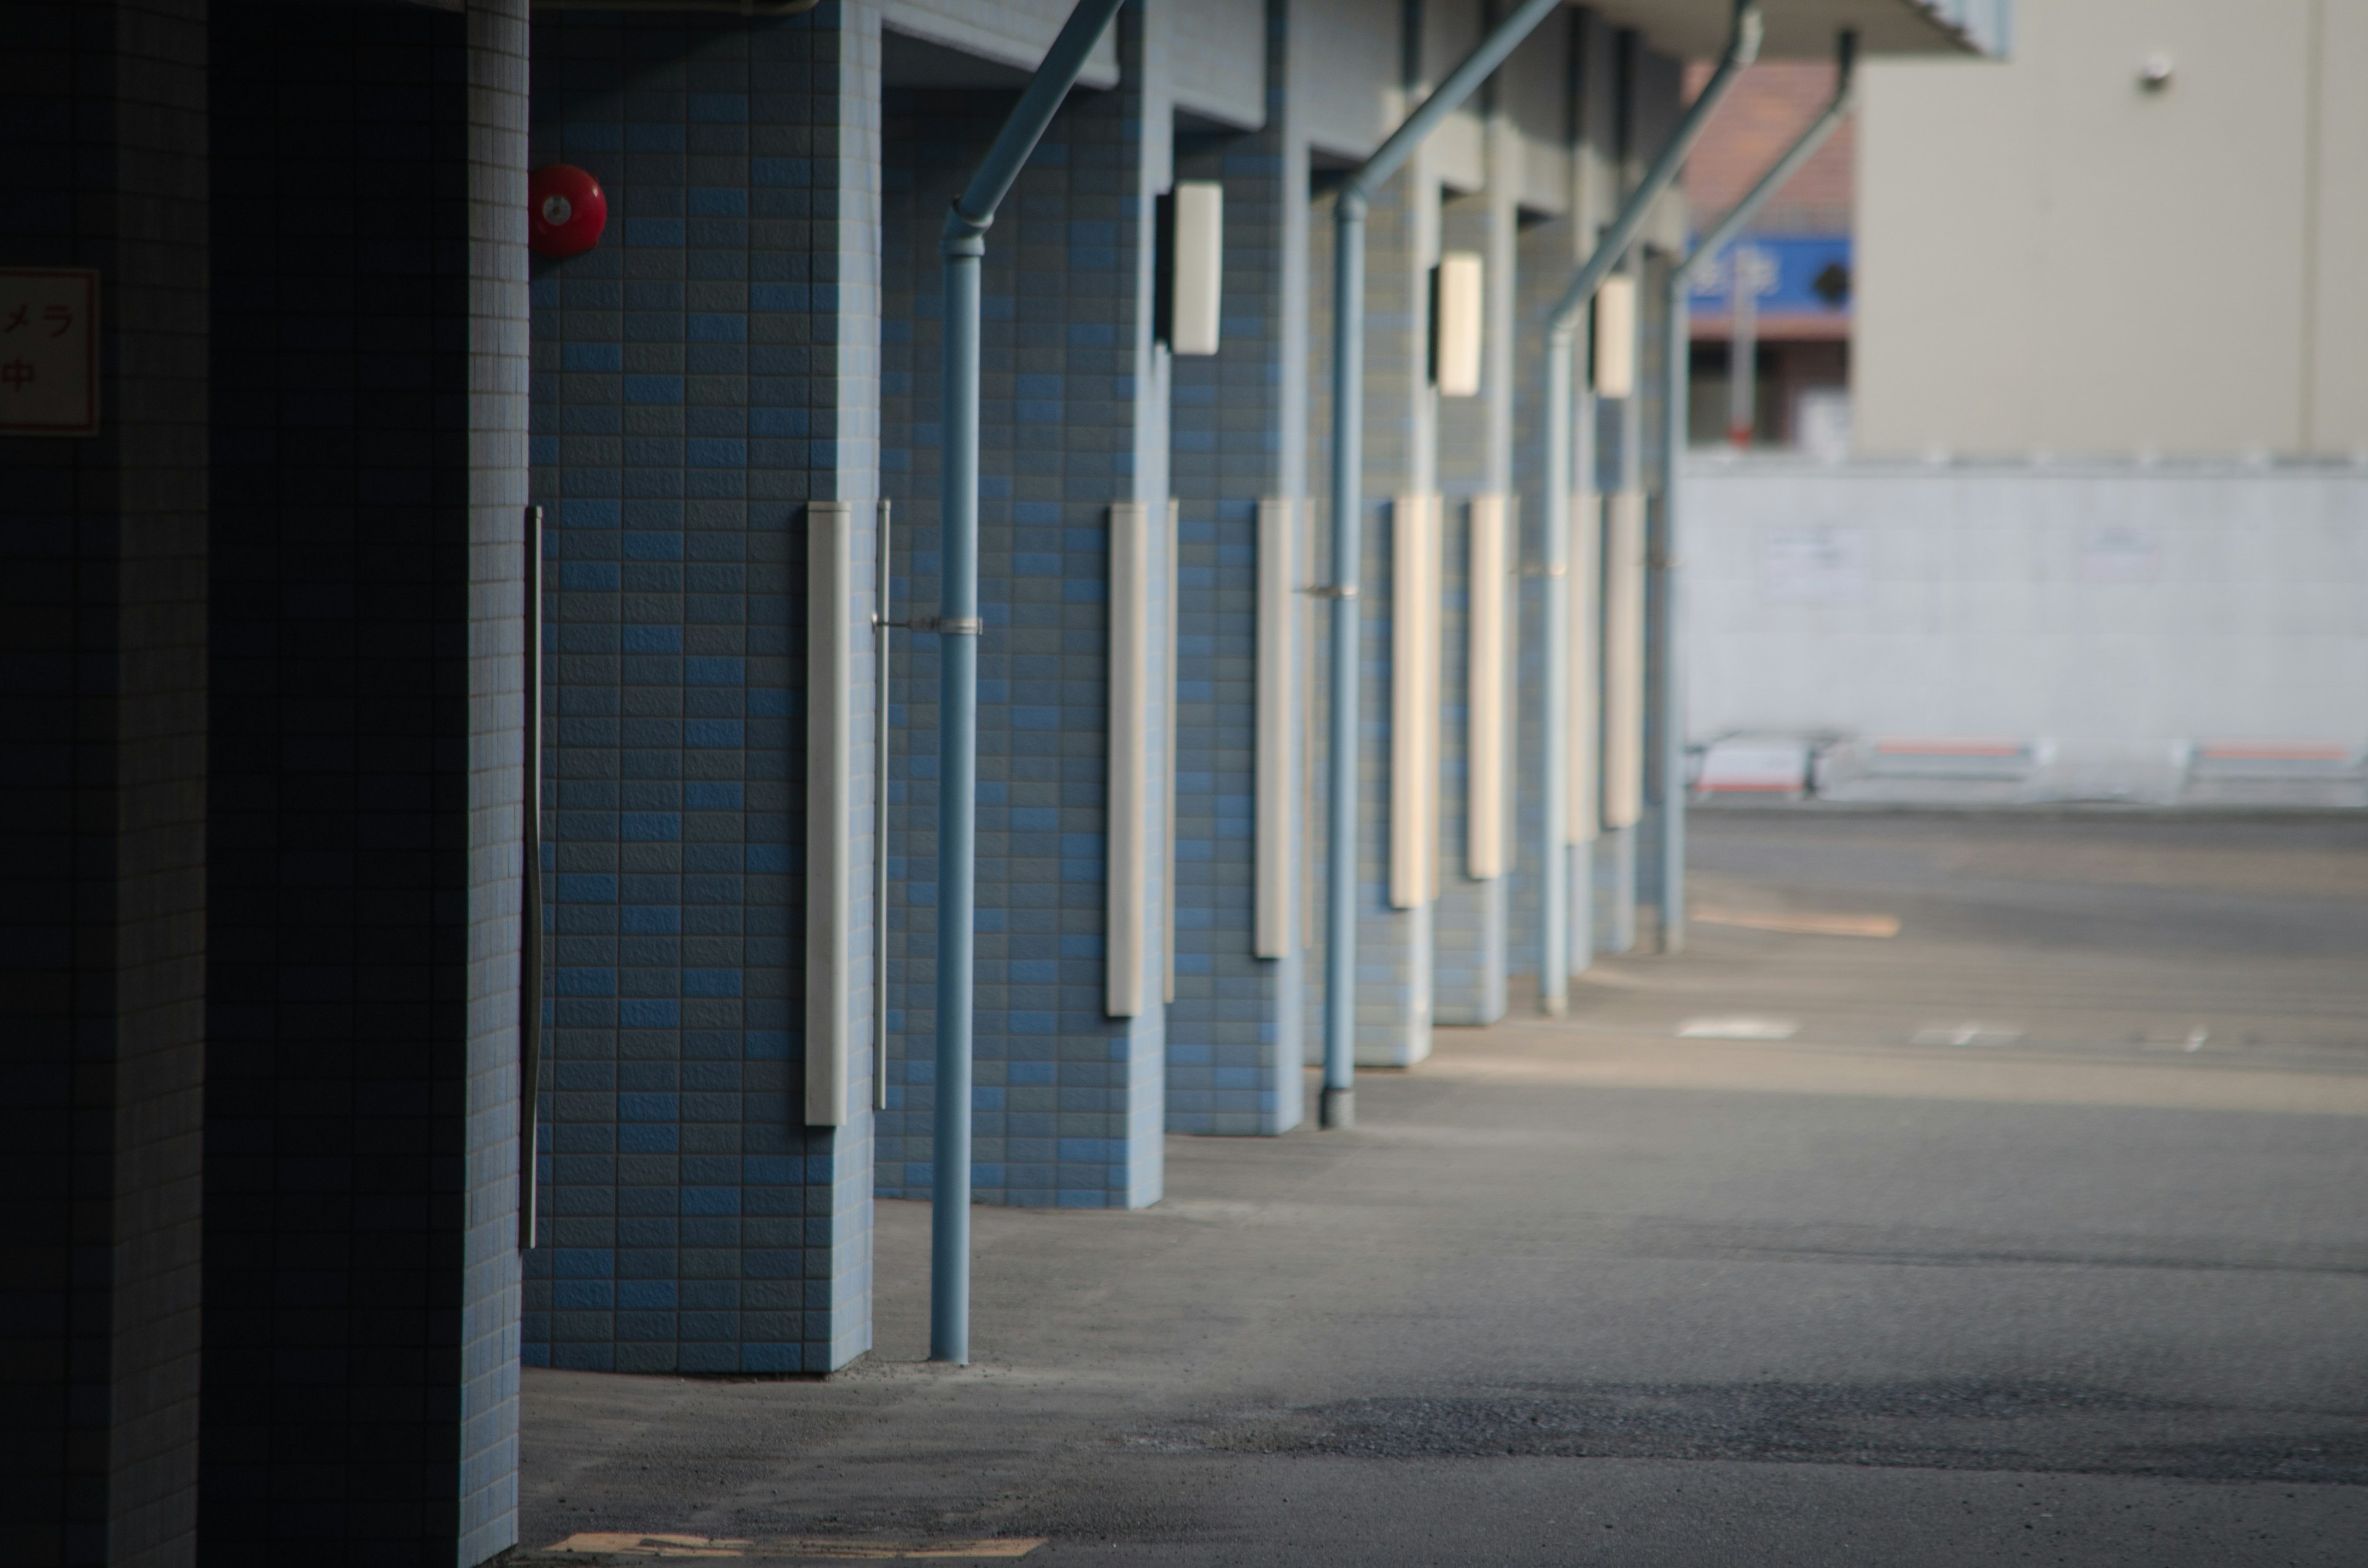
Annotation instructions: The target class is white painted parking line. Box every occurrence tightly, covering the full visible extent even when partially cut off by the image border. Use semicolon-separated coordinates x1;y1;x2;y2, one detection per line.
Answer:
1911;1022;2026;1048
1679;1016;1801;1040
1695;906;1901;938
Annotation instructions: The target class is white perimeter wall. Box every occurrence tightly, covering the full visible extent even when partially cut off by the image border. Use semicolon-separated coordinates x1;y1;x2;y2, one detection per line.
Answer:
1684;461;2368;746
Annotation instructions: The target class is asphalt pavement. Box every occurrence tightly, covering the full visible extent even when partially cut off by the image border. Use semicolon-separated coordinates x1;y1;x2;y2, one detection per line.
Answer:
519;811;2368;1566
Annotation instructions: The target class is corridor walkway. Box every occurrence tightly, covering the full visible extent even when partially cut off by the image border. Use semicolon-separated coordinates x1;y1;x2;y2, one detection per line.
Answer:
520;811;2368;1566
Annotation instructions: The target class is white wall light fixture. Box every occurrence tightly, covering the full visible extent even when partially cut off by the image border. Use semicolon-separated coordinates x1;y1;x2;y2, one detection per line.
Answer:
1158;181;1224;357
1592;273;1637;399
1431;251;1484;398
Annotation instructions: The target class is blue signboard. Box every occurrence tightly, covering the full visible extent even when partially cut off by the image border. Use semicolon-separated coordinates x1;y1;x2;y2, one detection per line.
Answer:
1686;233;1852;317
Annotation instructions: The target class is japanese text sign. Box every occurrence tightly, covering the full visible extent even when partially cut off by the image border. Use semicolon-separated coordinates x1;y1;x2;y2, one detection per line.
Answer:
1;269;101;437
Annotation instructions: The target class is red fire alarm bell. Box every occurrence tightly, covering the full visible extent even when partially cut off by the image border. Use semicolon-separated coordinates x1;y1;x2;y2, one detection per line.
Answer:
530;164;606;258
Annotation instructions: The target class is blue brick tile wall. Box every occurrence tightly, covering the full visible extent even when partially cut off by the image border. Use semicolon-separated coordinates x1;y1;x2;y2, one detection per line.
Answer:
1350;148;1437;1068
1166;0;1306;1136
815;7;884;1372
1428;486;1490;1020
1510;199;1584;999
1432;182;1510;1028
2;6;209;1563
202;3;527;1561
1411;107;1524;1032
876;7;1172;1207
1300;183;1335;1064
525;3;877;1376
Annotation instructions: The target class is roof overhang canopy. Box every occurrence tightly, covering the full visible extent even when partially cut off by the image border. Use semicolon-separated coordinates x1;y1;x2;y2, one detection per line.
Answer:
1592;0;2010;59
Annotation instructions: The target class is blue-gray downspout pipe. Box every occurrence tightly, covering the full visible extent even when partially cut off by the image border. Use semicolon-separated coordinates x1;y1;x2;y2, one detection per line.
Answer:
932;0;1126;1367
1538;0;1759;1015
1319;0;1564;1131
1653;30;1857;952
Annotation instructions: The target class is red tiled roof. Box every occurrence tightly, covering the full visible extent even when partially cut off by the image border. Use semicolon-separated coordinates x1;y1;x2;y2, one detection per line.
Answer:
1681;60;1854;234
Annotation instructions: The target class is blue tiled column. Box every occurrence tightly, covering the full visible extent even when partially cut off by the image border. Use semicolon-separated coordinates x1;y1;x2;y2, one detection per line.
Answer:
876;9;1175;1209
1513;6;1616;1001
1510;198;1584;999
1166;0;1305;1136
526;2;879;1376
1431;110;1519;1030
1348;142;1441;1069
1634;246;1677;941
202;2;530;1561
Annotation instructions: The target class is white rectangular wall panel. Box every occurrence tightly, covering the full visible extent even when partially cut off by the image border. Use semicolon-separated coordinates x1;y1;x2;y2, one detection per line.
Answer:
1593;273;1637;398
1107;502;1151;1017
1602;490;1647;831
1466;494;1508;879
1164;498;1179;1004
1566;494;1602;844
804;501;854;1125
1169;183;1223;357
1391;494;1439;909
1434;252;1484;398
1254;497;1294;958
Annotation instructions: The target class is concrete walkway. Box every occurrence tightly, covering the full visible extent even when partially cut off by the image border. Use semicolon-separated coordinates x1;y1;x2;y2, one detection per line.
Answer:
520;812;2368;1566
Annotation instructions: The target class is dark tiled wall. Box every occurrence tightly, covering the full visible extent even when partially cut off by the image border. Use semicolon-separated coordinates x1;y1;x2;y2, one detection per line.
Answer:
1166;0;1307;1136
202;3;527;1562
526;4;876;1376
876;16;1171;1208
1;4;209;1564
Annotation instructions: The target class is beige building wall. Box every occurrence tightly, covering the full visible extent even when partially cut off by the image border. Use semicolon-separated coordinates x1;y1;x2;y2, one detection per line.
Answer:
1855;0;2368;459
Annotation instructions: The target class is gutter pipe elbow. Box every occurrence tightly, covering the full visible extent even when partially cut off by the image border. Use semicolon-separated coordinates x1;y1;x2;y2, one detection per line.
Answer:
1679;29;1859;286
941;207;989;257
1549;0;1763;334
